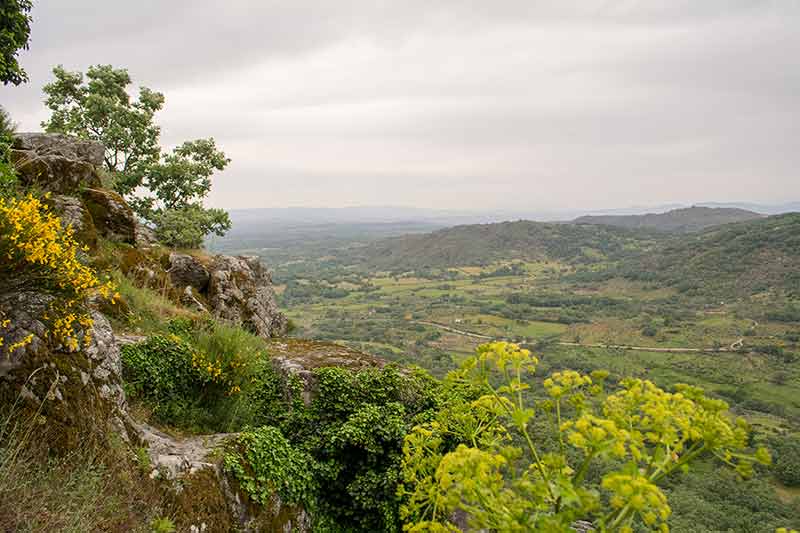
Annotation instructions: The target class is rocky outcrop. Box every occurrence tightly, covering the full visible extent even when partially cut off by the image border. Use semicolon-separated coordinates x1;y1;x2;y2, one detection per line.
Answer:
13;132;105;165
11;133;103;194
134;221;158;248
0;291;127;448
0;290;53;370
82;187;136;243
265;338;385;405
207;255;288;339
48;194;97;248
132;419;310;532
168;252;211;293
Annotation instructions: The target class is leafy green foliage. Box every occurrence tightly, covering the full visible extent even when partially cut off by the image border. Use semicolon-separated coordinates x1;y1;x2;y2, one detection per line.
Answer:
136;138;230;213
120;321;276;431
398;342;771;532
151;204;231;249
224;426;316;508
217;364;449;532
770;435;800;487
0;107;17;197
41;64;231;248
42;64;165;195
120;334;204;422
0;0;32;86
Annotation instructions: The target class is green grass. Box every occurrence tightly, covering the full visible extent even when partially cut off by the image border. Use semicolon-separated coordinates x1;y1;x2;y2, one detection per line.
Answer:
111;270;199;336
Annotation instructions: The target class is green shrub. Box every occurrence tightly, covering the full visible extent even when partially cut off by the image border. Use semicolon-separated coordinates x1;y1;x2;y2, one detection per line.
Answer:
121;334;204;424
149;517;176;533
771;435;800;487
224;426;316;508
151;204;230;249
120;321;284;432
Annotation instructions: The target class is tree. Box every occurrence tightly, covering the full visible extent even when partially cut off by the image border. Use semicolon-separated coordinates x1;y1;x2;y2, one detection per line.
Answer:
42;64;164;195
41;64;231;248
151;204;231;249
130;138;229;214
0;0;32;85
1;106;18;194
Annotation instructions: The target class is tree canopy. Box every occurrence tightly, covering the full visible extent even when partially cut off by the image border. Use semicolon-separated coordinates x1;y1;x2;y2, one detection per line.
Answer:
0;0;32;86
42;64;164;195
41;64;231;248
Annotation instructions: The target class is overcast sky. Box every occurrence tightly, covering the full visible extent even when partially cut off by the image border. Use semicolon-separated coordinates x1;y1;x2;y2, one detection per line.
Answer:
1;1;798;210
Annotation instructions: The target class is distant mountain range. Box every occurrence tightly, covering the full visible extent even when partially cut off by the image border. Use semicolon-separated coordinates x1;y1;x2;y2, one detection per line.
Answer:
572;206;763;233
222;201;799;230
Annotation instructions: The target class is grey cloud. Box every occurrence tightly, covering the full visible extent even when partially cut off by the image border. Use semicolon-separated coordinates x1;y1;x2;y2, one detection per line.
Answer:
1;0;797;210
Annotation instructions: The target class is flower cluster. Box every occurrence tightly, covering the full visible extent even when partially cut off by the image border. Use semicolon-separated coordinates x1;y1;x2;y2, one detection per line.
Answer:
544;370;593;399
400;342;772;533
186;337;246;396
561;414;629;459
601;472;670;532
0;194;116;353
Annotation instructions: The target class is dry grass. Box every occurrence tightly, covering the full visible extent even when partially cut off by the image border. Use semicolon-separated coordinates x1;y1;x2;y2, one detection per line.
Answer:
0;371;170;533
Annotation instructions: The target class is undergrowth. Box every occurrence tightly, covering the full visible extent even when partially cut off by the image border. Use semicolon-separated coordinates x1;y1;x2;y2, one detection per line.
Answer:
0;370;167;532
121;318;282;433
111;270;197;336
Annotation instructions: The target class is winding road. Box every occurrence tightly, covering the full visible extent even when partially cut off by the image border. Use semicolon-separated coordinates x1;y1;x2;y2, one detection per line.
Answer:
415;320;744;354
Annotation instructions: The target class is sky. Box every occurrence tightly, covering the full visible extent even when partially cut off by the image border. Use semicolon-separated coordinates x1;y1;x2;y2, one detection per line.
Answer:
1;1;798;211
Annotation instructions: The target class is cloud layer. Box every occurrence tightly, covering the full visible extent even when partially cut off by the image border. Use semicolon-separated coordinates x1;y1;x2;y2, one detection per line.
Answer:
2;1;798;209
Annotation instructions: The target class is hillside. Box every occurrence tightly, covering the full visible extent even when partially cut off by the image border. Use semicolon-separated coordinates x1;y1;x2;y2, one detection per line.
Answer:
621;212;800;296
351;219;660;271
573;206;763;233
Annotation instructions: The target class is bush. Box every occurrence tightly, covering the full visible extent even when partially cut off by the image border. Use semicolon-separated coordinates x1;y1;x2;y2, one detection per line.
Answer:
120;322;276;431
771;435;800;487
224;426;316;508
151;204;230;249
0;193;116;353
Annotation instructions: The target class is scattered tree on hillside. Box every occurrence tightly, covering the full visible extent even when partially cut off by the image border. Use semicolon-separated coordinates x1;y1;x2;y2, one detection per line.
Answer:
41;64;231;248
0;0;32;85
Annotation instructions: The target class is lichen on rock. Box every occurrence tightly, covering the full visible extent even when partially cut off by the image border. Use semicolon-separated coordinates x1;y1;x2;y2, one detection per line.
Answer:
207;255;288;339
82;187;136;244
10;132;103;194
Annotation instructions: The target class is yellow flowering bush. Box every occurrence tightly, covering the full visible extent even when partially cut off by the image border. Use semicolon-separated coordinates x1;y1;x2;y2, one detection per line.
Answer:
0;194;116;353
399;342;772;532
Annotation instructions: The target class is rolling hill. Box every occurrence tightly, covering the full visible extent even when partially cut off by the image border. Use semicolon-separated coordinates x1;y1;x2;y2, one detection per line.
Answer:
350;220;659;271
572;206;763;233
620;212;800;296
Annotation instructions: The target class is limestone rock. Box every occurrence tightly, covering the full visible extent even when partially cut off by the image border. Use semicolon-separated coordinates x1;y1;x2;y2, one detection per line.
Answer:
168;252;210;293
0;290;53;373
11;133;103;194
48;194;97;248
0;290;128;448
265;338;384;405
132;419;233;480
13;132;105;165
84;310;126;409
82;187;136;243
134;221;158;248
207;255;288;339
132;419;310;532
